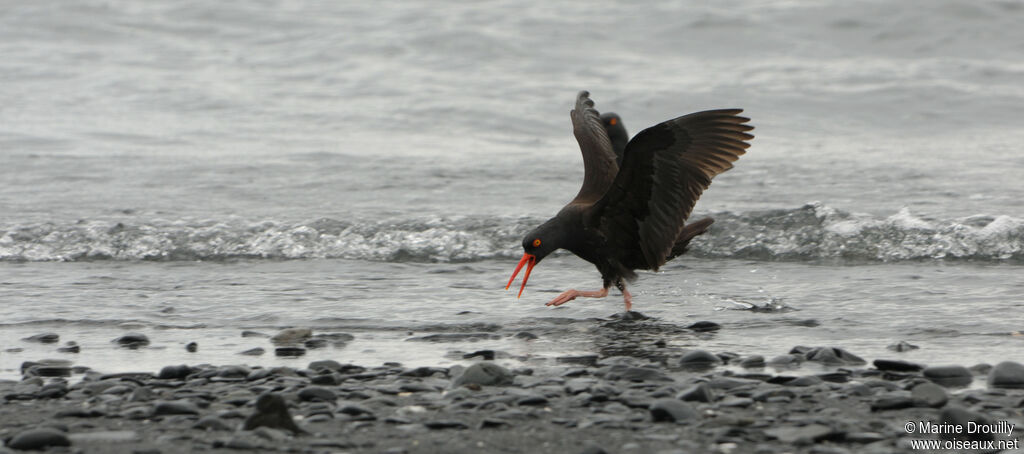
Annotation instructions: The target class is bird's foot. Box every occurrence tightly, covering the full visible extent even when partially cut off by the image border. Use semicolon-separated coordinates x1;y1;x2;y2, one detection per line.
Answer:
545;287;608;307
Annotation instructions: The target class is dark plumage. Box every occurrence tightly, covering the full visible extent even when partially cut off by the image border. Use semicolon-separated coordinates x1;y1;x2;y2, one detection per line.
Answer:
506;91;753;311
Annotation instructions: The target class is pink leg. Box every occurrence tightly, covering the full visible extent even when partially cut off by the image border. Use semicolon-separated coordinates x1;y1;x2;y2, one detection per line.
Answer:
545;287;608;307
622;288;633;312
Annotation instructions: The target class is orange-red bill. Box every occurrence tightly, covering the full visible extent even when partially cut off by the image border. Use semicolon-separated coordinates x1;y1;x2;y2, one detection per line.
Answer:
505;253;537;298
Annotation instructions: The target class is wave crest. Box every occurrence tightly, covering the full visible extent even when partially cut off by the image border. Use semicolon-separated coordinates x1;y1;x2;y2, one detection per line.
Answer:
1;204;1021;263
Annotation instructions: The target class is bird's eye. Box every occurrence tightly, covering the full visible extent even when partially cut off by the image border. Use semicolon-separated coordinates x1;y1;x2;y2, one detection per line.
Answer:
532;239;542;247
609;117;617;126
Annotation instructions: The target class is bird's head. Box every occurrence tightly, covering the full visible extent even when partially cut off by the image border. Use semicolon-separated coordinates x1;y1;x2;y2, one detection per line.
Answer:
600;112;628;158
505;222;563;298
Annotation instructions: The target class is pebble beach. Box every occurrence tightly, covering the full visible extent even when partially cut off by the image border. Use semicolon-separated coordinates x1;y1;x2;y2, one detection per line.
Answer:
4;314;1023;453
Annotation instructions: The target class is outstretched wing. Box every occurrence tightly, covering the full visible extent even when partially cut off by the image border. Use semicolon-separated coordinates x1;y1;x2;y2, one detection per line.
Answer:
588;109;753;270
569;91;619;205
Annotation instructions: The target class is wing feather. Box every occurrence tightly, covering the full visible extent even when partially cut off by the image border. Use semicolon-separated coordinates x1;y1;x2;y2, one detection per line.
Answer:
588;109;754;270
570;91;619;204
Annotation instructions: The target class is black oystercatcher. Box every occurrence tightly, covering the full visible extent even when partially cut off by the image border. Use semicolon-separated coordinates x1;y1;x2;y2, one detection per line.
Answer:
506;91;753;311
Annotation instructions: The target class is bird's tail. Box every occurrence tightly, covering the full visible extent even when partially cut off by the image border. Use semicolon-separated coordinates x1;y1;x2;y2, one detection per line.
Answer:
667;218;714;261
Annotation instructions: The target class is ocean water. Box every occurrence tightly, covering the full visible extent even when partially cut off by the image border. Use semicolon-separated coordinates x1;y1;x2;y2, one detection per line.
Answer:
1;0;1023;380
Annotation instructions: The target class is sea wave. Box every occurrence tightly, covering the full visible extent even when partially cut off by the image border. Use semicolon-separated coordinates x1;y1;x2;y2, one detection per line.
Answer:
1;204;1021;263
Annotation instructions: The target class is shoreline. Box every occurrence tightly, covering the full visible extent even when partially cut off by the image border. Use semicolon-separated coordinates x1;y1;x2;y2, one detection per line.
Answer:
3;315;1023;453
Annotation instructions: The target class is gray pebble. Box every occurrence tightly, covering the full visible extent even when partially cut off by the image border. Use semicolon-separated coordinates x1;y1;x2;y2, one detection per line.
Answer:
910;382;948;408
649;398;697;423
873;359;924;372
153;400;200;416
239;347;265;356
244;393;304;434
739;355;765;368
7;428;71;450
677;383;715;403
678;350;722;369
113;333;150;348
452;363;514;387
923;365;973;387
298;386;336;402
23;333;60;344
987;361;1024;389
158;364;193;380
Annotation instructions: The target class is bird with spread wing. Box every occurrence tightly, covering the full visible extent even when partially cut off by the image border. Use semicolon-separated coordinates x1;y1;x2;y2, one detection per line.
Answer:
506;91;754;311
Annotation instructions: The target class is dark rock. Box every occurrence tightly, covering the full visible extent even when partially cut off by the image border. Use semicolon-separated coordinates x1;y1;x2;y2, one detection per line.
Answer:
686;321;721;332
400;366;448;378
298;386;337;402
423;420;469;430
873;359;924;372
516;394;549;406
32;366;72;378
911;382;948;408
649;398;697;423
939;407;993;441
870;395;916;411
241;330;269;338
23;333;60;344
303;338;328;349
739;355;765;368
886;340;919;352
55;409;106;418
804;347;865;365
243;393;305;434
987;361;1024;389
676;383;715;403
113;333;150;348
158;365;194;380
611;310;649;321
270;328;312;345
786;375;824;387
185;342;198;352
452;363;514;387
274;347;306;357
308;359;344;372
239;347;265;356
479;418;510;428
310;373;341;385
153;400;200;416
337;404;374;418
462;350;495;360
764;424;833;444
679;350;722;369
57;342;80;353
216;365;251;379
7;428;71;450
37;383;68;399
923;365;973;387
514;331;538;340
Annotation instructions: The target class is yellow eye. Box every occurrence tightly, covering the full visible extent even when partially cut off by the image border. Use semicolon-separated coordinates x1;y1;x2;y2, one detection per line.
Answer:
532;239;542;247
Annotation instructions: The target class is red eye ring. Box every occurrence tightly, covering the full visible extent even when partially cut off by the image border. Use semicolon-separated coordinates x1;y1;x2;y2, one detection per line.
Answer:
532;239;542;247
